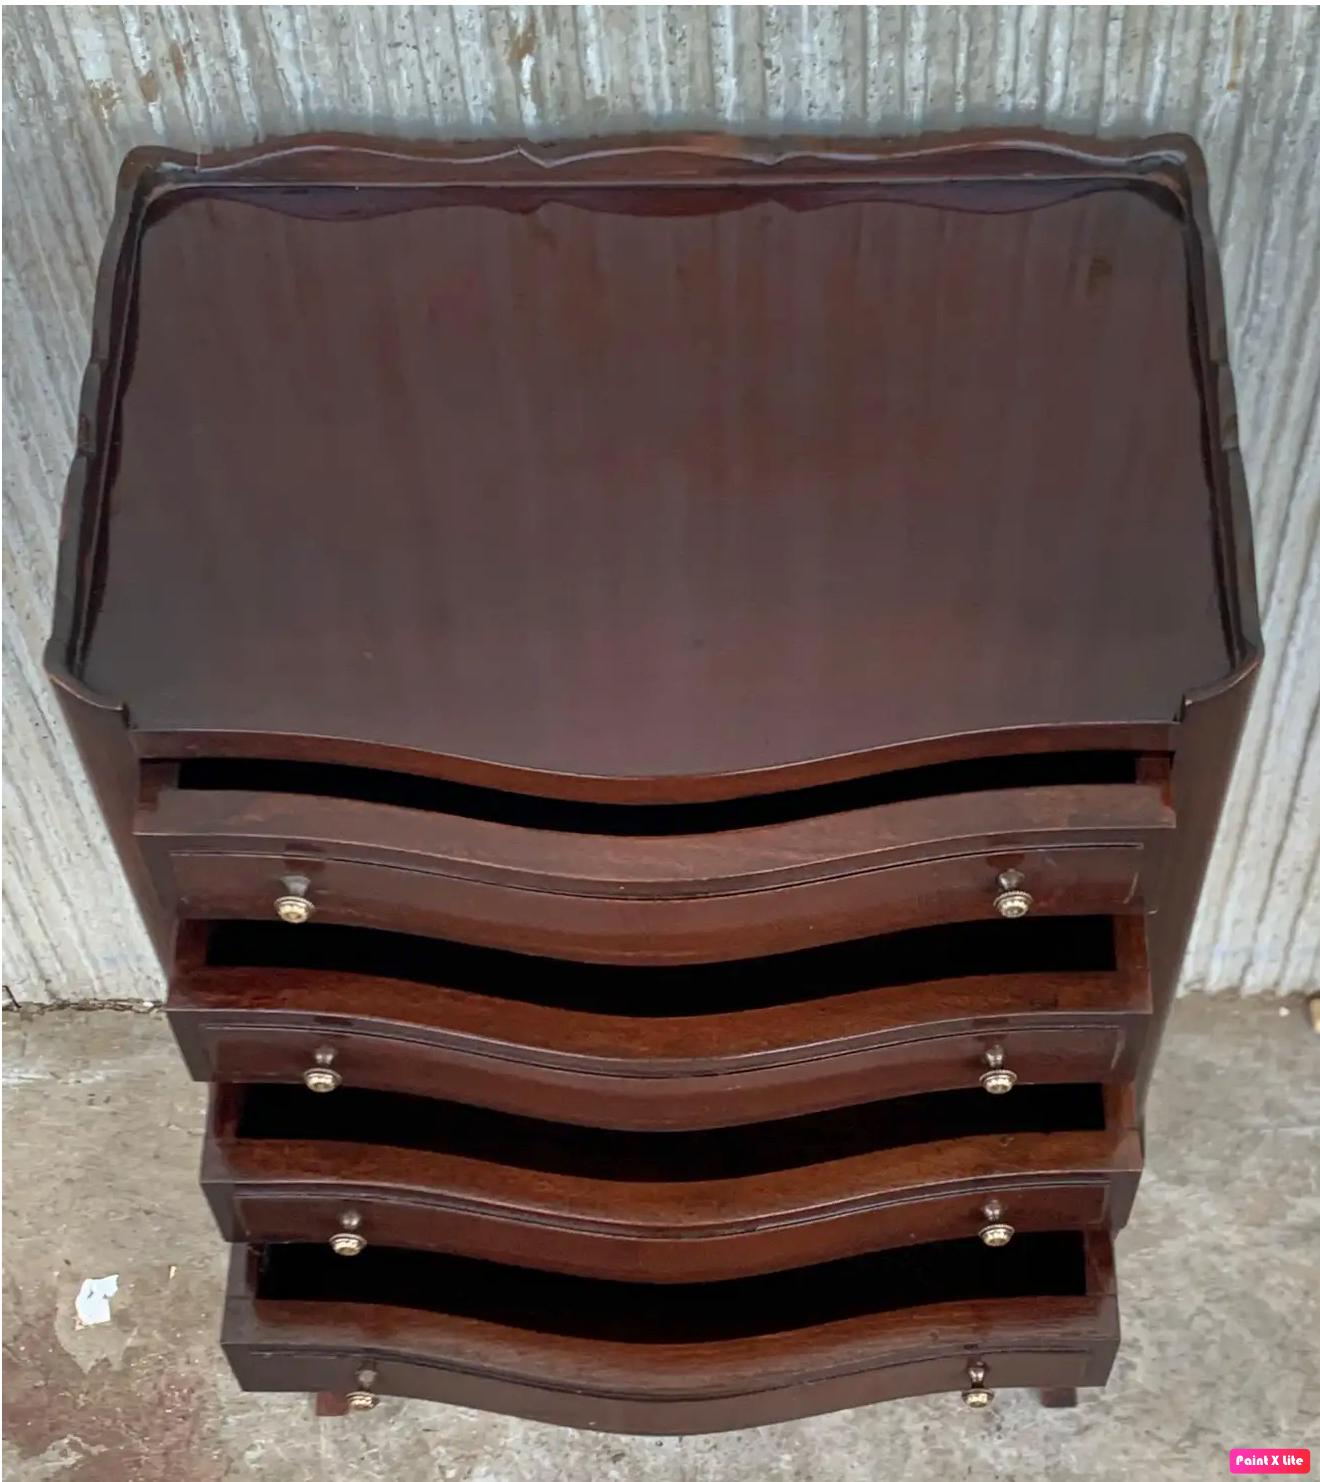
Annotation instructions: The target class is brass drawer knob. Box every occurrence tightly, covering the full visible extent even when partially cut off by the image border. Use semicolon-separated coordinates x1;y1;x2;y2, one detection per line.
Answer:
993;869;1033;919
346;1366;378;1411
274;874;314;924
302;1047;341;1094
978;1199;1015;1247
979;1044;1018;1095
962;1361;994;1408
329;1210;366;1257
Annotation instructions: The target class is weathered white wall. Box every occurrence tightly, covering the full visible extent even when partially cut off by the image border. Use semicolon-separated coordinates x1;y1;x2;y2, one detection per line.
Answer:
3;5;1317;1003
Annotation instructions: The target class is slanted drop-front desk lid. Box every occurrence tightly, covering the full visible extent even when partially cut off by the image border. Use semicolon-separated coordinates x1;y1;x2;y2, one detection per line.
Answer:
51;134;1256;800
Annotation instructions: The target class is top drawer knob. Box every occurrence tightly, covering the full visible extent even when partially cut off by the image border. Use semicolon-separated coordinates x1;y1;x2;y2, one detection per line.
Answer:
274;874;315;924
329;1210;367;1257
993;869;1033;919
978;1199;1015;1247
979;1044;1018;1095
302;1047;341;1094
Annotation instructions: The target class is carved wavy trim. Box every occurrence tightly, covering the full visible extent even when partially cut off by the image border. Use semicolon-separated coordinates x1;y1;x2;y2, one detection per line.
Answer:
46;129;1260;729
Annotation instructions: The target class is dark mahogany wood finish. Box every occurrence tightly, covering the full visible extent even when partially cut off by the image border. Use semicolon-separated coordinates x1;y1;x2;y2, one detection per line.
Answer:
202;1081;1140;1281
221;1232;1120;1433
164;839;1159;964
169;917;1152;1129
48;129;1259;1429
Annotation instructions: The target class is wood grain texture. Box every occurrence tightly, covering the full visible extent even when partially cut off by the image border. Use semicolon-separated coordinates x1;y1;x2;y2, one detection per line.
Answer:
6;6;1309;1002
56;136;1246;799
136;775;1174;896
169;916;1151;1128
220;1232;1119;1432
25;121;1261;1424
164;844;1151;965
202;1081;1140;1280
177;1009;1140;1132
217;1177;1124;1284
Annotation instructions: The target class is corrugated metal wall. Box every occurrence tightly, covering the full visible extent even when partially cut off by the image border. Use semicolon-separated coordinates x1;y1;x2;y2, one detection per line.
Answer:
3;5;1317;1003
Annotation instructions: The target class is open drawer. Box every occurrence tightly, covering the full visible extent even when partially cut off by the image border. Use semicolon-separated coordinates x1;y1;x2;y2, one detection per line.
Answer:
138;752;1173;963
222;1230;1120;1432
202;1079;1140;1281
170;915;1151;1129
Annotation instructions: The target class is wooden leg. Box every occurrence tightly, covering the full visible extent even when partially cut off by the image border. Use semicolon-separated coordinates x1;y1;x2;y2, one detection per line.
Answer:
1038;1388;1079;1409
315;1391;351;1417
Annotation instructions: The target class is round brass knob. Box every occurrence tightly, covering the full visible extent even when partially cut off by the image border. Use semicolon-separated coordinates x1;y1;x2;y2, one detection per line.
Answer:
329;1211;366;1257
978;1199;1015;1247
962;1361;993;1408
274;875;314;924
979;1223;1015;1248
302;1047;341;1094
993;869;1033;919
346;1367;378;1410
979;1044;1018;1096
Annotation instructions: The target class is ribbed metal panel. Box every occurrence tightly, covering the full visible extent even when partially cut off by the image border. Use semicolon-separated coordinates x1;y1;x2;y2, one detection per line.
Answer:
3;5;1317;1001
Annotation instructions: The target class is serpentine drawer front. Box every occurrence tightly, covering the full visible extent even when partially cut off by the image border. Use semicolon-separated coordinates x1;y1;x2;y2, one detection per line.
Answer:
201;1080;1142;1280
160;839;1159;964
220;1232;1121;1432
48;132;1259;1427
169;916;1152;1128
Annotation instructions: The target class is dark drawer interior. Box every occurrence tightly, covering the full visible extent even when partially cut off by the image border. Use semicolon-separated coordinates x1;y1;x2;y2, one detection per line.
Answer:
202;914;1120;1016
252;1230;1092;1340
226;1080;1110;1180
172;750;1157;835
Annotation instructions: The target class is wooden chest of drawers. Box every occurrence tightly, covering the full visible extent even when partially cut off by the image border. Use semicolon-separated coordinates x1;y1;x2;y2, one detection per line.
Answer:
47;130;1260;1431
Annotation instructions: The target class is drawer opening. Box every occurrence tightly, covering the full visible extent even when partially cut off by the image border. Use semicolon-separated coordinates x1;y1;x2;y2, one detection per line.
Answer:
252;1231;1091;1338
172;750;1161;835
227;1081;1109;1178
202;914;1120;1016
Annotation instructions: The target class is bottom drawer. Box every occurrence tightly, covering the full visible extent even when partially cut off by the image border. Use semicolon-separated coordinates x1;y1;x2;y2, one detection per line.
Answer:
222;1230;1119;1433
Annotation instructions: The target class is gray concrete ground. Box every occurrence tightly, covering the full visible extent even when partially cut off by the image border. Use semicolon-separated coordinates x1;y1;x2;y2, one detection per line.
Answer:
3;998;1317;1481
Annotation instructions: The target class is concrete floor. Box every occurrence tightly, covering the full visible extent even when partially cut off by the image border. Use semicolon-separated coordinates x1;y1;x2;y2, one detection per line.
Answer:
2;998;1317;1482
